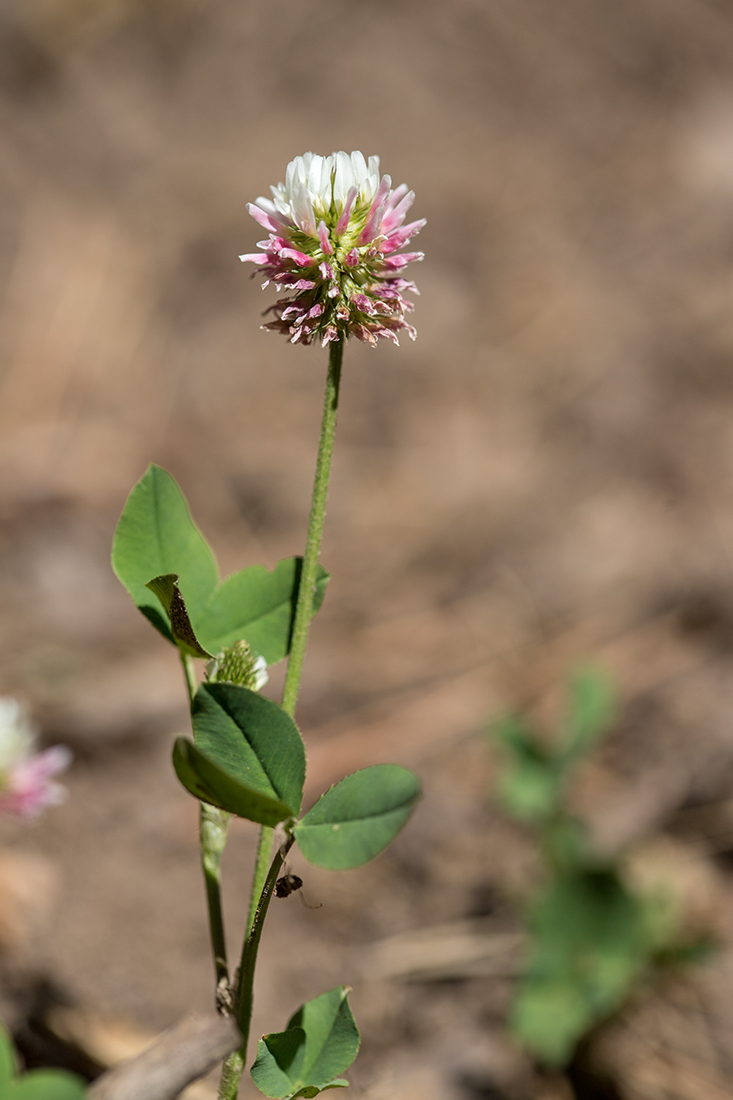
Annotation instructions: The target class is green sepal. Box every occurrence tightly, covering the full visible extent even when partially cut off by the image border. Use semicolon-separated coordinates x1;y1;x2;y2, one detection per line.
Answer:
250;987;359;1100
112;464;218;642
294;765;421;870
145;574;213;659
192;683;305;817
172;737;293;826
196;558;330;665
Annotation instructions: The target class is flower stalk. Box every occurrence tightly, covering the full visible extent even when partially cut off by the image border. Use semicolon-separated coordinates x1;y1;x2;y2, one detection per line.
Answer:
281;336;343;717
218;337;343;1098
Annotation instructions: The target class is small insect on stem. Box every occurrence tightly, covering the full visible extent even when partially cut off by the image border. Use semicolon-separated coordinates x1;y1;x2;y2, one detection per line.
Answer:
275;866;323;909
275;872;303;898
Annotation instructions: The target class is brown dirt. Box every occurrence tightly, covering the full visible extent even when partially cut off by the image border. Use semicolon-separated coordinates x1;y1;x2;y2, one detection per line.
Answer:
3;1;733;1097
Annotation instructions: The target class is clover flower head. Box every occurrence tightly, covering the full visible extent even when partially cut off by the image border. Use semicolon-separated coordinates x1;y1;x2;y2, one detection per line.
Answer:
0;698;71;819
240;151;425;348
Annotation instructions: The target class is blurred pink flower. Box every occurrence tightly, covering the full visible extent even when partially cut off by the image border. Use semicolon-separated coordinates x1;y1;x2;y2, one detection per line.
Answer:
240;151;425;348
0;699;71;819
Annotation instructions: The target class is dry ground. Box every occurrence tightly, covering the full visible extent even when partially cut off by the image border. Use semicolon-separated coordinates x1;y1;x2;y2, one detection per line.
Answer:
2;1;733;1097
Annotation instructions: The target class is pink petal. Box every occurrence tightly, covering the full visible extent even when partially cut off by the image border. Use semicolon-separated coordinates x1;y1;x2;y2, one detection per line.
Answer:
381;218;426;254
385;183;410;210
359;175;392;244
318;221;333;255
280;247;316;267
335;187;358;236
381;251;424;271
246;203;284;234
381;190;416;234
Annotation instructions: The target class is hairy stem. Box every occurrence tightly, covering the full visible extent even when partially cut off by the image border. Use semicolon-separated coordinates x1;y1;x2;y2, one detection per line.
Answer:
182;654;232;1000
219;338;344;1097
281;337;344;717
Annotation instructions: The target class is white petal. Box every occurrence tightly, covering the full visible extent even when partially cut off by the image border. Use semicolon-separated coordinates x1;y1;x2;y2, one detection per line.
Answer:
333;151;355;209
291;178;316;235
307;155;325;197
350;151;368;186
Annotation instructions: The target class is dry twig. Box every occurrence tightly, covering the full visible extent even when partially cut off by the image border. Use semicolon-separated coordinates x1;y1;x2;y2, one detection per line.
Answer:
87;1012;241;1100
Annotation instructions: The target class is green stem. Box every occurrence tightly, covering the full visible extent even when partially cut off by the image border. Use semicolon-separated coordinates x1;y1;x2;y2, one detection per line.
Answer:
219;338;344;1097
218;836;295;1100
228;781;274;1086
182;652;198;701
182;654;232;1002
246;826;273;940
281;337;344;718
201;803;231;992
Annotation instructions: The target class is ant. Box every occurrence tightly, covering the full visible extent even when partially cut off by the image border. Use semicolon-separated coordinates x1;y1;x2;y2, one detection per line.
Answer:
275;872;303;898
275;865;322;908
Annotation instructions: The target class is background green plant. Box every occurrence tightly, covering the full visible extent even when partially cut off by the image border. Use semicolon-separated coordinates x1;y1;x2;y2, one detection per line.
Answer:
0;1021;86;1099
491;668;696;1066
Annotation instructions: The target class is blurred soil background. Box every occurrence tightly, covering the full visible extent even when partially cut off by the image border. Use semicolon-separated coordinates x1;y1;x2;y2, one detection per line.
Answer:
3;0;733;1097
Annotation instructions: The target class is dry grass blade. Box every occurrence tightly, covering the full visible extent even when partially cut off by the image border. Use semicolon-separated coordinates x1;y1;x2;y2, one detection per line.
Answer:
360;919;525;983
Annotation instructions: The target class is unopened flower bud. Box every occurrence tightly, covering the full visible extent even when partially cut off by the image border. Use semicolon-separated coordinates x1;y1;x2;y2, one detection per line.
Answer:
206;640;269;692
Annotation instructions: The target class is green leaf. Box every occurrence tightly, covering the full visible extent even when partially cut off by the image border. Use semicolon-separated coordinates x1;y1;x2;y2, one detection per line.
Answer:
145;574;213;659
294;766;421;870
0;1021;17;1084
511;980;591;1067
196;558;330;665
559;666;615;764
193;683;305;817
492;715;561;823
112;465;218;641
172;738;293;826
512;869;648;1064
251;987;360;1100
7;1070;87;1099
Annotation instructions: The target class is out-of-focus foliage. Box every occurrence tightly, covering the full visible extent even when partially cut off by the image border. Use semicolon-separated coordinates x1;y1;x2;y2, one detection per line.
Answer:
493;668;614;828
0;1020;86;1098
491;669;698;1066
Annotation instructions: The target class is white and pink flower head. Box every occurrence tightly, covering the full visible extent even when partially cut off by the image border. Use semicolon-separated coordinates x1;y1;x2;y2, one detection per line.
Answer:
0;698;70;819
240;151;425;347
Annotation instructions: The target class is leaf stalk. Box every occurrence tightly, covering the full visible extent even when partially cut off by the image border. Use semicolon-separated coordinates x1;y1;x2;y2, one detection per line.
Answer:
183;653;232;999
